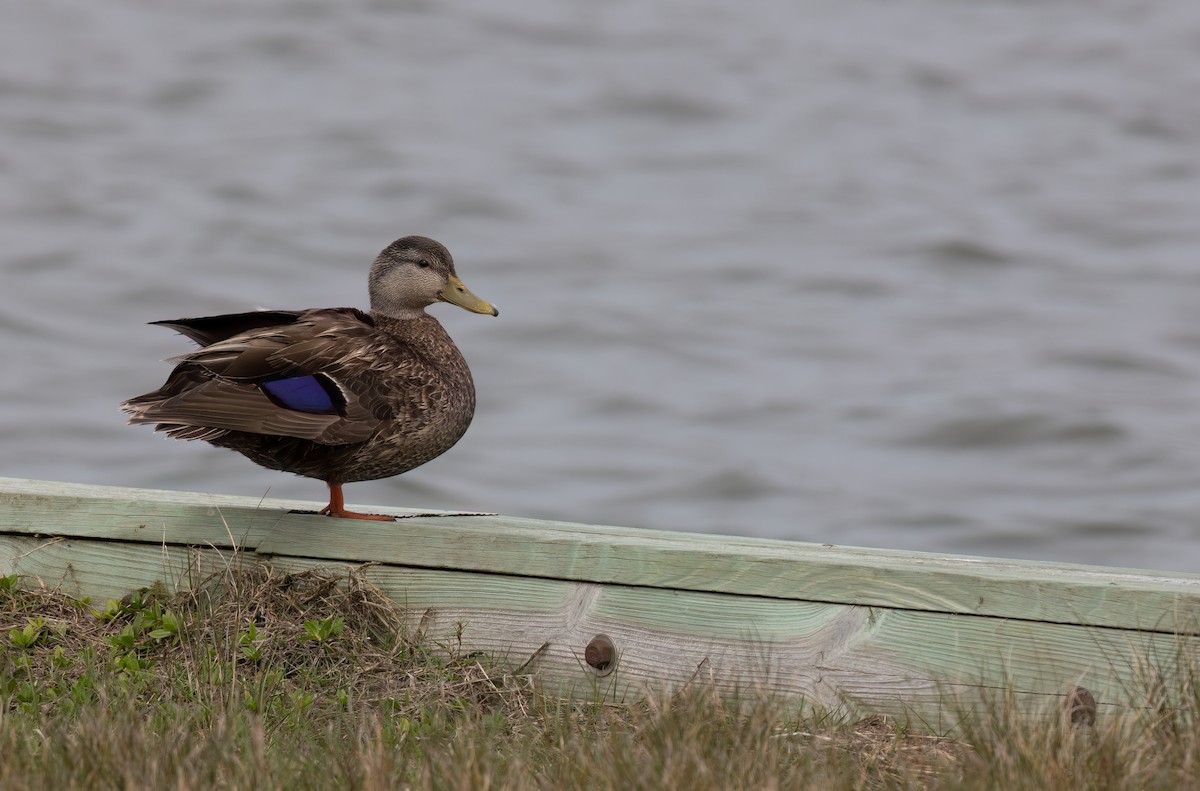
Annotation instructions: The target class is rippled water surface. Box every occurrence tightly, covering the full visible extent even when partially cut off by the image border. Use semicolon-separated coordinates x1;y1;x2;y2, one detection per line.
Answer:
4;1;1200;571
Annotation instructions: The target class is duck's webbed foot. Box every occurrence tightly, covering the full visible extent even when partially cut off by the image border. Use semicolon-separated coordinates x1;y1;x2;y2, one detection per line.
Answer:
320;482;396;521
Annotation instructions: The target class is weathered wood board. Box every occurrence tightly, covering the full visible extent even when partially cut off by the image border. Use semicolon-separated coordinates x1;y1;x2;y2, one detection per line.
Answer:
2;477;1198;728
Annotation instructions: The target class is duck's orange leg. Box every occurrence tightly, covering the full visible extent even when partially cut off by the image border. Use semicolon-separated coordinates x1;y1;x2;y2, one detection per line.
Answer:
318;482;394;521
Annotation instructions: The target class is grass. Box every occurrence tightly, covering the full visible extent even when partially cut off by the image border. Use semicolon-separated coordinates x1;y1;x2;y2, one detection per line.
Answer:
1;563;1198;790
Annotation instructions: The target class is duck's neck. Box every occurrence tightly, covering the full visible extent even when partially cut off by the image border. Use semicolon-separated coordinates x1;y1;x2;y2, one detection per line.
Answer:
371;304;427;320
371;311;468;369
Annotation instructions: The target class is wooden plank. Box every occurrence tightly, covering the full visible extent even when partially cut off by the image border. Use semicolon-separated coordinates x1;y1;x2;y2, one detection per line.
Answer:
256;515;1200;635
0;477;445;549
0;535;231;602
300;559;1187;726
3;477;1199;635
3;529;1180;729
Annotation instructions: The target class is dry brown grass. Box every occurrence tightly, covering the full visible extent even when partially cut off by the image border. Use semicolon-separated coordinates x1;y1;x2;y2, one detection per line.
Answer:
1;562;1197;790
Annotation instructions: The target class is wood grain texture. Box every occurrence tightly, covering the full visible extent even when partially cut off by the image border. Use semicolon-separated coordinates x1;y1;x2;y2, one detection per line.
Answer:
2;478;1198;635
0;535;230;601
4;526;1187;728
281;559;1191;725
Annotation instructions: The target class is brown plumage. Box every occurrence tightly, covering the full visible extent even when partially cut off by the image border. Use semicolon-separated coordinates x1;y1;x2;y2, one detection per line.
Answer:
121;236;498;520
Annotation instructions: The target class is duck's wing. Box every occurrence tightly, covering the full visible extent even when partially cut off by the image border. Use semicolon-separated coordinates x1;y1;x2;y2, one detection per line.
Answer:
125;308;397;445
151;310;307;347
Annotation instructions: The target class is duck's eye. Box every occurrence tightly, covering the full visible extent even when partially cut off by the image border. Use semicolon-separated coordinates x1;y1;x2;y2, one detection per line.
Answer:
418;259;431;268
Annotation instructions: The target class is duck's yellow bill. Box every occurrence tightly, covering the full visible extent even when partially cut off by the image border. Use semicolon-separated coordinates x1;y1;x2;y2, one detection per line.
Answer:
439;275;499;317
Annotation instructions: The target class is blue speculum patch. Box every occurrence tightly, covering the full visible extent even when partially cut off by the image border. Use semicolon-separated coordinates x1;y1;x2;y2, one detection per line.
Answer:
261;375;337;413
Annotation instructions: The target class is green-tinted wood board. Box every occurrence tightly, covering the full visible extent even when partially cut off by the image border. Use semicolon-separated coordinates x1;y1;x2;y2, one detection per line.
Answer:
2;478;1196;634
283;557;1192;729
3;523;1191;729
0;535;229;602
0;477;457;548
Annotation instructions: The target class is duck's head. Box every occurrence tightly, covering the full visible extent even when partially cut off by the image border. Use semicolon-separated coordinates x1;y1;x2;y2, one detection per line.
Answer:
368;236;499;320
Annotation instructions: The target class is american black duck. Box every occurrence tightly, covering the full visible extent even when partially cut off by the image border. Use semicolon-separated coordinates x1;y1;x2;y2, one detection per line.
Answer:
122;235;498;519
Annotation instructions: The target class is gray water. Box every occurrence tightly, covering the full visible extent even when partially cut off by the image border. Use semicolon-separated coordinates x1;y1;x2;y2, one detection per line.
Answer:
5;0;1200;572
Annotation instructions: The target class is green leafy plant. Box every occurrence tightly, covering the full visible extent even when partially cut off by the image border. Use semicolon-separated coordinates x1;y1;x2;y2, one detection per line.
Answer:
146;609;180;642
238;623;264;661
8;618;46;650
301;616;344;643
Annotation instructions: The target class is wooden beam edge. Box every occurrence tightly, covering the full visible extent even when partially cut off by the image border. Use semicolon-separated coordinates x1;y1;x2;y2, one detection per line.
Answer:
3;477;1199;636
